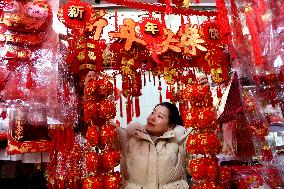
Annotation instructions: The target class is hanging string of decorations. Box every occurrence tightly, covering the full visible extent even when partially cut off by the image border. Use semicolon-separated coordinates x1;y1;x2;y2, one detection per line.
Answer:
104;0;217;16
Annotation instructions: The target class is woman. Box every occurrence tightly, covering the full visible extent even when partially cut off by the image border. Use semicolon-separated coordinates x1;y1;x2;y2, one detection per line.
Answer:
117;102;191;189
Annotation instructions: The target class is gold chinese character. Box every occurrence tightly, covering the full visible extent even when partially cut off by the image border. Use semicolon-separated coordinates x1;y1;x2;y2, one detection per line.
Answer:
109;18;146;51
18;51;26;58
68;5;85;19
88;51;96;60
208;27;220;40
144;22;159;35
77;51;85;60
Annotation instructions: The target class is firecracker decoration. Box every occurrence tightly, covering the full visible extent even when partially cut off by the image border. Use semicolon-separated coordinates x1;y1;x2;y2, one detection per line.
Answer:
82;75;121;189
183;84;230;188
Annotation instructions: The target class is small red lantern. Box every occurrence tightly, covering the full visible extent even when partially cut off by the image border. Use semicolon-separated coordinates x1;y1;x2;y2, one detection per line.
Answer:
86;126;99;147
104;171;122;189
83;102;99;123
99;123;117;145
59;1;93;29
85;151;99;174
82;175;103;189
97;78;114;99
190;158;207;180
198;133;221;154
184;107;217;130
84;80;99;101
99;99;116;120
186;133;199;154
101;149;121;172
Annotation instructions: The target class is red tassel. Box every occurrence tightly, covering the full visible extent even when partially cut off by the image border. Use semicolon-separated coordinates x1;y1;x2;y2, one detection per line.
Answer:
165;0;172;14
245;9;263;66
70;126;74;149
148;71;151;82
254;6;264;32
73;179;79;189
126;96;132;124
56;128;61;151
61;128;65;151
161;13;166;26
166;86;172;99
153;75;156;86
135;97;140;117
65;126;71;151
120;95;123;117
114;74;117;99
159;92;162;103
132;97;134;117
217;86;222;98
143;72;146;86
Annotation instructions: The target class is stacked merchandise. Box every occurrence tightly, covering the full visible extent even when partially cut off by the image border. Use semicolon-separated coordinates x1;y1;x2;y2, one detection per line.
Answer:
215;0;284;187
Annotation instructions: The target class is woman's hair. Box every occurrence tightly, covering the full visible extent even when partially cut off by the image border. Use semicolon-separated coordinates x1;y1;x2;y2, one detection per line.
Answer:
155;102;183;126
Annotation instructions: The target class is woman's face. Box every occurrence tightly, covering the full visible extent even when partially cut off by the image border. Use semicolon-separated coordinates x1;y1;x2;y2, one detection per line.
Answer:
146;105;172;136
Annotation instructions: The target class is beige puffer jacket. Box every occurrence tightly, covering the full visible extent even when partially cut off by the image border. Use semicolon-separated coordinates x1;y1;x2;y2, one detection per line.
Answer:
117;123;191;189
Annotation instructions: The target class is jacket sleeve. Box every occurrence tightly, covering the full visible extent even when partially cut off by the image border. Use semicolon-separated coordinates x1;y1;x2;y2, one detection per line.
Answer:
115;122;143;155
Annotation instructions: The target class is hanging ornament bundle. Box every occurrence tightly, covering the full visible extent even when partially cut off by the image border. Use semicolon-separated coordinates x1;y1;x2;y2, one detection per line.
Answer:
83;75;121;189
57;0;108;76
183;84;231;188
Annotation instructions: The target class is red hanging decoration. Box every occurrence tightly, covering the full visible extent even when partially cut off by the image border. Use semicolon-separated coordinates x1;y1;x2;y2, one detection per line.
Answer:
126;96;132;124
217;85;222;99
245;7;263;66
119;95;123;117
135;97;140;117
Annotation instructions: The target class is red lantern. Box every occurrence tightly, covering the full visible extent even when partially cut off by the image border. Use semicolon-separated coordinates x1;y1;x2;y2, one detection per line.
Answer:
138;17;165;45
218;167;231;183
104;172;122;189
97;78;114;99
184;107;217;130
84;80;99;102
190;158;207;180
101;149;121;172
99;123;117;145
83;102;99;123
99;99;116;120
86;126;99;147
182;85;213;108
186;133;199;154
59;1;93;29
85;151;99;174
206;162;219;181
82;175;103;189
198;133;221;154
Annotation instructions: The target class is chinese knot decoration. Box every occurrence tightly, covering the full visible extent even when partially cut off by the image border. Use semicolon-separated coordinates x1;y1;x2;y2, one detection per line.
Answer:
58;0;108;76
83;75;121;189
183;84;230;188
